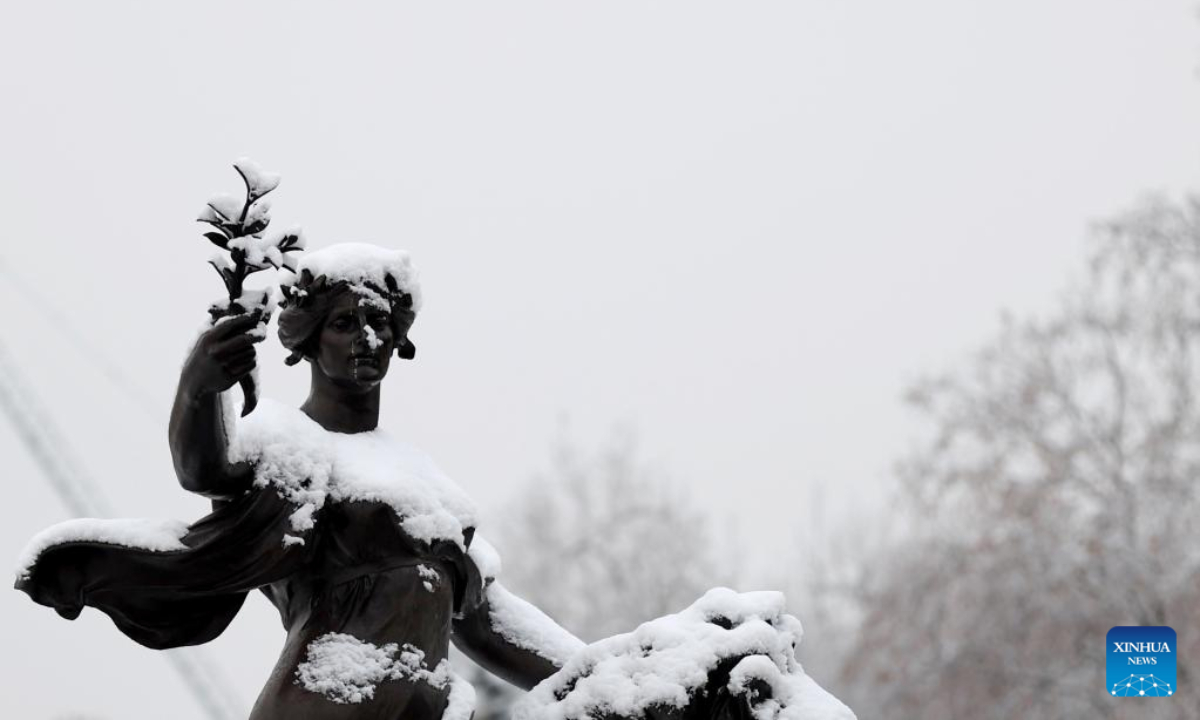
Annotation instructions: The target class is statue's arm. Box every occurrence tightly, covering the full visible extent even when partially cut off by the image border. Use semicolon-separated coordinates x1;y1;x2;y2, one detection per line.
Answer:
168;315;262;499
451;581;584;690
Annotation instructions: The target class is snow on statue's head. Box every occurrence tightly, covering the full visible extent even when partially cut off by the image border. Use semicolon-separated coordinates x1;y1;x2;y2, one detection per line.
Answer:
277;243;422;376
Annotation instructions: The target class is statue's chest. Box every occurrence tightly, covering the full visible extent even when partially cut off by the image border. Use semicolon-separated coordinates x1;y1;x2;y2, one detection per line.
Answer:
322;436;478;546
232;400;478;549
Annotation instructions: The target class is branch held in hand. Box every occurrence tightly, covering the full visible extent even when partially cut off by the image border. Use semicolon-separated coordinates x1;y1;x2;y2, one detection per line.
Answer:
196;157;305;416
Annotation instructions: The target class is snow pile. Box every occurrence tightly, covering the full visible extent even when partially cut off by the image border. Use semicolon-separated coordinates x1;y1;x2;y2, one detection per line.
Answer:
467;533;502;580
295;632;459;705
512;588;856;720
285;242;422;312
418;563;440;592
228;399;478;548
295;632;400;704
15;518;190;580
487;582;585;667
726;654;854;720
443;672;478;720
226;398;332;536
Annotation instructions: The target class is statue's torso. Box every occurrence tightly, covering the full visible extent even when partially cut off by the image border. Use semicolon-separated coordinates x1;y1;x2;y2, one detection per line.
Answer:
230;401;478;719
251;501;460;719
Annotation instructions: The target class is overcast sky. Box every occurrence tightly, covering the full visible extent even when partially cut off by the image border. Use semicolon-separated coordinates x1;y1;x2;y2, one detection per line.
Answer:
2;2;1198;717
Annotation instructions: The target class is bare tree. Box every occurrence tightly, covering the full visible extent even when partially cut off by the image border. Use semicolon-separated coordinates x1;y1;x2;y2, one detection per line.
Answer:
785;501;900;702
496;426;735;643
838;197;1200;719
456;427;738;718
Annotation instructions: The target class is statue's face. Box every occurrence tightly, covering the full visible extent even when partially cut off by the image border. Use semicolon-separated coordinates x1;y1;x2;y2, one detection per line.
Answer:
312;291;396;391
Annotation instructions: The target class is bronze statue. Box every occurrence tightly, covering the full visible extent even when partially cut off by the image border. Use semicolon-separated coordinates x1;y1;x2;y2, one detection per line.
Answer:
14;162;854;720
19;241;576;719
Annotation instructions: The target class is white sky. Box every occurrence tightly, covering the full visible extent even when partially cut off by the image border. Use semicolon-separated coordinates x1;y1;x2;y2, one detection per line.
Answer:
1;2;1198;717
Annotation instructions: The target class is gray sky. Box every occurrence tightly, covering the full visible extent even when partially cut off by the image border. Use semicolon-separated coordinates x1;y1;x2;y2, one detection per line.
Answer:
2;2;1198;717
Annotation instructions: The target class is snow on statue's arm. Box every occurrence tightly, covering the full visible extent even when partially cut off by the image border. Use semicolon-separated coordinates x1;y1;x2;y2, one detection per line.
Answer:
451;535;585;690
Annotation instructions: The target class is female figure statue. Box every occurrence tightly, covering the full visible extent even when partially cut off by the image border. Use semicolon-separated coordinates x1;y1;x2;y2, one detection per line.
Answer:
17;243;582;719
16;241;855;720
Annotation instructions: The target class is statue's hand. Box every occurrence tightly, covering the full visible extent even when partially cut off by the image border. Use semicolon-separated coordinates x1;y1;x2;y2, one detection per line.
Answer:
181;314;266;399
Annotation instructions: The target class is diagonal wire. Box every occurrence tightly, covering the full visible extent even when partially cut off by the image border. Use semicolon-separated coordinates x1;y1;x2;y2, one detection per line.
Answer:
0;262;246;719
0;339;245;720
0;254;164;421
0;341;108;517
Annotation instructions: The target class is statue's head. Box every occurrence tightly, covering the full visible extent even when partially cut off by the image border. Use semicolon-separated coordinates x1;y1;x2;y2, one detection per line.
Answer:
277;243;421;391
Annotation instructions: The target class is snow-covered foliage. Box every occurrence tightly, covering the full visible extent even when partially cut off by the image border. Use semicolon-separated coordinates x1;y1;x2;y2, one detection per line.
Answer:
513;588;854;720
294;632;460;706
15;518;189;579
225;229;306;276
197;157;304;417
233;157;281;201
207;291;277;337
227;399;477;547
485;582;585;667
197;157;304;288
285;242;422;312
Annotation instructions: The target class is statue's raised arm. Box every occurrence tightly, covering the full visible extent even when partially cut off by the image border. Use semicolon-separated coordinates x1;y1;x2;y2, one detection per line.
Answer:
168;314;262;499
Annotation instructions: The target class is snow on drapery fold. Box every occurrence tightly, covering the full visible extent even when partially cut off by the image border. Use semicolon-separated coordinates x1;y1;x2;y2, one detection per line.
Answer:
15;518;190;579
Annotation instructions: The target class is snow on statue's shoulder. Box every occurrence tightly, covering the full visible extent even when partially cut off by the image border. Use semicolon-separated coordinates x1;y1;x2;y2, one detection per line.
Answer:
227;396;333;536
15;518;189;580
512;587;856;720
227;397;477;548
327;428;477;547
287;242;422;311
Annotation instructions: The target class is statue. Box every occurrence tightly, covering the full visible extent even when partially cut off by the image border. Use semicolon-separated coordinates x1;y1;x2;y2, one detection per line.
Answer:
14;161;855;720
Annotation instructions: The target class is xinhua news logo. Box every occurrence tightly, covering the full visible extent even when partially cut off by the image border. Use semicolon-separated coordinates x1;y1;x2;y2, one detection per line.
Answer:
1107;626;1176;698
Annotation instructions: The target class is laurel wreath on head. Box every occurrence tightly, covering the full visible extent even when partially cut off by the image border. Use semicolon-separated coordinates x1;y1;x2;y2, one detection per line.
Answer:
279;269;414;315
